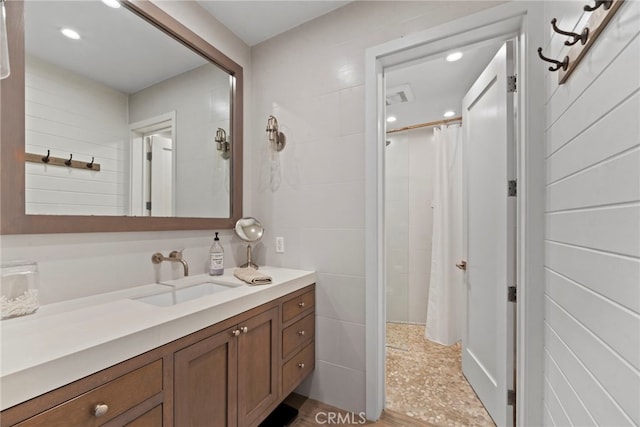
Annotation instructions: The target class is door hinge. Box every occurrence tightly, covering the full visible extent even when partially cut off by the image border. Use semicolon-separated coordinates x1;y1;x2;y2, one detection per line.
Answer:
508;286;517;303
508;389;516;406
146;201;152;211
146;152;152;161
507;75;517;93
508;180;517;197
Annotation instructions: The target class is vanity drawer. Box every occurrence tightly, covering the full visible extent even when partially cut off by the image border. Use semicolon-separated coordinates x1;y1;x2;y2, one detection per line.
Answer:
282;289;315;323
282;313;315;360
16;359;162;427
282;342;315;395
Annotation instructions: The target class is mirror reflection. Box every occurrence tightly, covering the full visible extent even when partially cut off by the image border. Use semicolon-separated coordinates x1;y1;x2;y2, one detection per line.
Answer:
24;1;233;218
234;217;264;269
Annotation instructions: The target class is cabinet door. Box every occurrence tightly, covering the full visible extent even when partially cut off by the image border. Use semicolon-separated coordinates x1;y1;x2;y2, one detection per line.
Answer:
175;327;238;427
237;307;279;427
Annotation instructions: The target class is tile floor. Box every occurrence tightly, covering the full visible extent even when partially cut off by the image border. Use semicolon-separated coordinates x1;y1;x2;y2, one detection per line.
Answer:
385;322;495;426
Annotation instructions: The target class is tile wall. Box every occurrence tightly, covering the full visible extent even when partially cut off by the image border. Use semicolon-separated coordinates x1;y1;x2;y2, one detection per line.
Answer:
385;128;435;325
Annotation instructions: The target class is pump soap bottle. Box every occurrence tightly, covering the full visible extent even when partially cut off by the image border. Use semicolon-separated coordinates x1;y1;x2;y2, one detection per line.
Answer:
209;232;224;276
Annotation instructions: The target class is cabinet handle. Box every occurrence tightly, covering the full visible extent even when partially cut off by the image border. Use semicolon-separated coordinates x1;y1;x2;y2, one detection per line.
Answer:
298;302;305;308
92;403;109;418
298;330;305;336
298;363;305;369
232;329;241;337
241;326;249;334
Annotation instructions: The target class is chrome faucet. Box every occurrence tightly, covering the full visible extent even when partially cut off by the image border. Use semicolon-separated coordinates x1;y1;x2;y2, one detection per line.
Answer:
151;250;189;277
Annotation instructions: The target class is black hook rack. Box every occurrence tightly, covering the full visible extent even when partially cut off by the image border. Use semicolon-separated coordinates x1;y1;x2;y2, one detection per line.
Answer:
26;151;102;171
584;0;612;12
551;18;589;46
537;47;569;72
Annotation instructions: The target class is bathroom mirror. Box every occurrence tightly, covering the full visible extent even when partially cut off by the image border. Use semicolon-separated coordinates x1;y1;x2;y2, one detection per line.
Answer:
234;217;264;269
0;0;243;234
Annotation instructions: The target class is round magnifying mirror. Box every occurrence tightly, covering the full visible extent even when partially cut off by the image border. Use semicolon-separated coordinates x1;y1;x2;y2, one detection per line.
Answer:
234;217;264;269
235;217;264;243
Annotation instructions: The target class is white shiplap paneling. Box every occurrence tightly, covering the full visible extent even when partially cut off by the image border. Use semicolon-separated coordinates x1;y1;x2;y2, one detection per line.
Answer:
544;1;640;425
25;55;129;216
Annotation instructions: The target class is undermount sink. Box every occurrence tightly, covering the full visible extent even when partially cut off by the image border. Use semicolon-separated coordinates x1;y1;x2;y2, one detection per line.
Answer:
134;281;239;307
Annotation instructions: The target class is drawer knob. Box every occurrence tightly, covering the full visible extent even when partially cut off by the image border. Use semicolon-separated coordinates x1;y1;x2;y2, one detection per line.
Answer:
298;363;305;369
298;302;305;308
232;329;241;337
93;403;109;418
241;326;249;334
298;330;305;336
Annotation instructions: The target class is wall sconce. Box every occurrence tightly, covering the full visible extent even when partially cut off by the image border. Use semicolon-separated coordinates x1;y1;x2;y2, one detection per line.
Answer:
266;115;286;152
215;128;231;160
0;0;10;79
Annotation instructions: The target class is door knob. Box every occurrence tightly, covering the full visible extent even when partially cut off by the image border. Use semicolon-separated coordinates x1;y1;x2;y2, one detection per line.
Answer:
456;260;467;271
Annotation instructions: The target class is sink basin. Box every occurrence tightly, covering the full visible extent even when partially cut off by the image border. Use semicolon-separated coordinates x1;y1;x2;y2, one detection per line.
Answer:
134;282;239;307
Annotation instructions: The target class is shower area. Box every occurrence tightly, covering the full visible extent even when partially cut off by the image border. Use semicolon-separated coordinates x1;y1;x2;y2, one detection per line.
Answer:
383;41;503;426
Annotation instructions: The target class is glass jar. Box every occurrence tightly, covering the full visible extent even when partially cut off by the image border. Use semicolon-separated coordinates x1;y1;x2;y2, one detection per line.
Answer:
1;260;40;319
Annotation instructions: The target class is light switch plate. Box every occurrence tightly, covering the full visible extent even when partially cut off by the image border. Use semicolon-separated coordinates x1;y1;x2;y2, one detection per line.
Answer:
275;237;285;253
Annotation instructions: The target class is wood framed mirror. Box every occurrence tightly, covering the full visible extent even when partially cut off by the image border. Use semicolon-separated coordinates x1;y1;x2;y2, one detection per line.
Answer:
0;0;243;234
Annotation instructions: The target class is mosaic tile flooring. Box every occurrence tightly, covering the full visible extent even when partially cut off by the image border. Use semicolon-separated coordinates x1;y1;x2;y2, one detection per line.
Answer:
385;322;495;426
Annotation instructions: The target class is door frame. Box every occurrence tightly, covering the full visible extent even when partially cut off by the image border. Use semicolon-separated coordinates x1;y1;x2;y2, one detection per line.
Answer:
129;111;176;216
364;2;546;425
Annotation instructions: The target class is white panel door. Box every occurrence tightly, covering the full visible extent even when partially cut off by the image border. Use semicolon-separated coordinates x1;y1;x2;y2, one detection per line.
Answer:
461;41;515;427
150;135;174;217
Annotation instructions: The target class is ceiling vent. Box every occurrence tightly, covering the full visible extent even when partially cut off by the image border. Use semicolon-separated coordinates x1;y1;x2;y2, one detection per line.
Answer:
386;84;414;106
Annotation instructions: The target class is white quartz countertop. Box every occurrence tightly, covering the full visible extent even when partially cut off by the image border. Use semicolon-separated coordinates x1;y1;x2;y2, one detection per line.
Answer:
0;267;315;410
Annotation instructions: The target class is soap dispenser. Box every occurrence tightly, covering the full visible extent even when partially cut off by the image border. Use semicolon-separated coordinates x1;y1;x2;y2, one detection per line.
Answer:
209;232;224;276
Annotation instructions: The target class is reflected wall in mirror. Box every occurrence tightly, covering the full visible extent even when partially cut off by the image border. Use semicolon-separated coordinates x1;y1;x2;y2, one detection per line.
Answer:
25;1;230;218
0;0;243;234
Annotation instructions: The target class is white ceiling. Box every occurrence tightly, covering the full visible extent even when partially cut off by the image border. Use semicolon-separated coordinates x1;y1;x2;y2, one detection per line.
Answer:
25;1;208;94
385;40;505;130
196;1;352;46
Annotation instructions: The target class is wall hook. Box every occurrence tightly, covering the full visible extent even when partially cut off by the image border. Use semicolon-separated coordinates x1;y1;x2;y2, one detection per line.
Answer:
584;0;612;12
537;47;569;72
551;18;589;46
65;154;73;166
42;149;50;163
86;157;95;169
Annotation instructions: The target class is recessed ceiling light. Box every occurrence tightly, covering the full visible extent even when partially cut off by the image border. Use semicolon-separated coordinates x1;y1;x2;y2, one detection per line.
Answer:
446;52;463;62
386;116;397;123
60;28;81;40
101;0;121;8
443;111;456;118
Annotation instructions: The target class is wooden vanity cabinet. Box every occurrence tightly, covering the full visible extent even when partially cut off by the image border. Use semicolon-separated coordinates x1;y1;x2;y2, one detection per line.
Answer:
0;354;168;427
174;307;279;427
1;285;315;427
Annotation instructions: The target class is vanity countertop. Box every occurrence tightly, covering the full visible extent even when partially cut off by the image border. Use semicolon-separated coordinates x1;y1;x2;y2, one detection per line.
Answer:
0;267;315;411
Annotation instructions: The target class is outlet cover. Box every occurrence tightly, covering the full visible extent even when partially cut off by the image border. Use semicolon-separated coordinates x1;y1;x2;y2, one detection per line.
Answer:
275;237;285;253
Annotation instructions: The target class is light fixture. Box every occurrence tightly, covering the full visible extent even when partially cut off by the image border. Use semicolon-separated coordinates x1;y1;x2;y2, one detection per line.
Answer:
446;52;463;62
101;0;121;8
61;28;81;40
386;116;397;123
0;0;10;79
214;128;231;159
266;115;285;152
444;110;456;118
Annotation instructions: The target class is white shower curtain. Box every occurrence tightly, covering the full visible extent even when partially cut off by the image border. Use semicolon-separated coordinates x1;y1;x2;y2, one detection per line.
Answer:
425;124;464;346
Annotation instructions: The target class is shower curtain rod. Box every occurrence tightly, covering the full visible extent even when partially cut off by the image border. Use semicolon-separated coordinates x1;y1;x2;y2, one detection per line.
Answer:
386;116;462;134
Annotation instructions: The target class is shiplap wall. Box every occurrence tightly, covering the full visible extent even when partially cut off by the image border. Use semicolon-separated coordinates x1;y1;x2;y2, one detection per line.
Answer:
543;1;640;426
25;56;129;215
